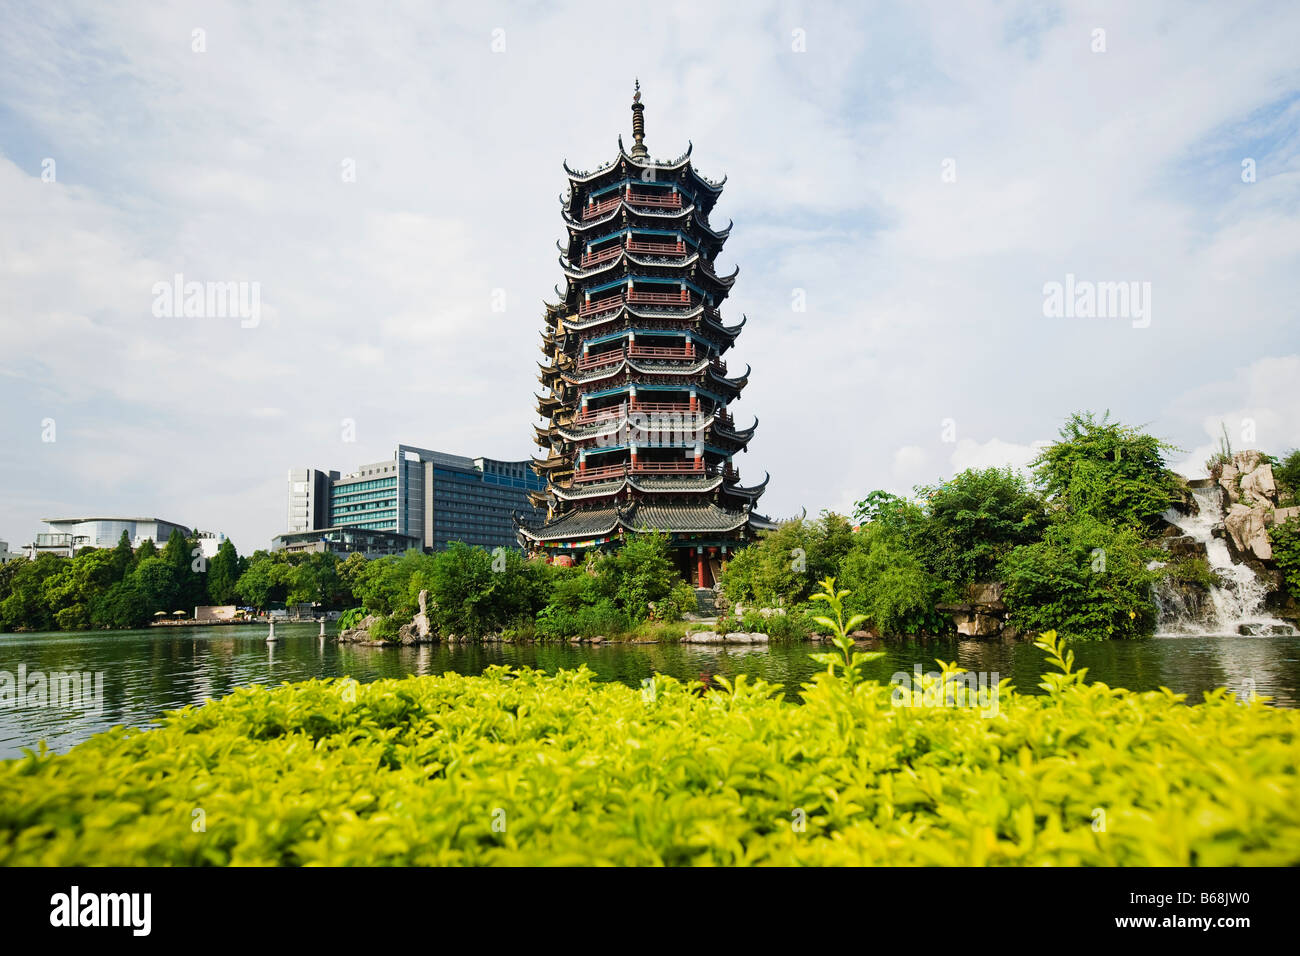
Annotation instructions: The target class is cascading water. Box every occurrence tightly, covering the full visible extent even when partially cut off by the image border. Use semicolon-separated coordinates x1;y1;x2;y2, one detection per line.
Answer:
1157;485;1295;636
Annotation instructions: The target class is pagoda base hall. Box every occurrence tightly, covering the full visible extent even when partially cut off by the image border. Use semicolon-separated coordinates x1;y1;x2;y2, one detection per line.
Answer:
517;83;775;587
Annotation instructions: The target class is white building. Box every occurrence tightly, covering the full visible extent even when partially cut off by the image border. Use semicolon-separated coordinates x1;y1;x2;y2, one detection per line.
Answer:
27;517;196;558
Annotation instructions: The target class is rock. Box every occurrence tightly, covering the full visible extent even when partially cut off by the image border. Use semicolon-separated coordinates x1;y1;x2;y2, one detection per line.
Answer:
1234;450;1263;474
1218;464;1240;504
1270;505;1300;527
956;613;1002;638
968;582;1005;609
411;589;432;639
1240;463;1277;505
337;614;378;643
1225;503;1272;561
589;636;604;644
1168;535;1207;560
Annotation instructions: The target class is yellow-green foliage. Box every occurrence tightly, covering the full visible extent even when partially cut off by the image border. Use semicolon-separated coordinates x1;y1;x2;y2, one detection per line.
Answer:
2;648;1298;865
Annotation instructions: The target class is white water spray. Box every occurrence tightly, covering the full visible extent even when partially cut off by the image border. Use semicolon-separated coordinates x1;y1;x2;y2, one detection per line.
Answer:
1157;485;1293;636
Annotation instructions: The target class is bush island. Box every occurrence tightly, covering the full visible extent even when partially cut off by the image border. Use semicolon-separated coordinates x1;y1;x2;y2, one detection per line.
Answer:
2;644;1297;866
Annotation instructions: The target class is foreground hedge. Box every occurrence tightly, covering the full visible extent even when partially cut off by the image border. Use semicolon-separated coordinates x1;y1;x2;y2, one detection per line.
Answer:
2;655;1299;865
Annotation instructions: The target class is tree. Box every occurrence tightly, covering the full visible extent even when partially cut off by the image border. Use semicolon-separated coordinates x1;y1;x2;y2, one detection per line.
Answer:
234;551;295;610
601;531;679;621
206;539;241;605
133;556;178;615
999;512;1161;641
110;530;135;581
1031;411;1183;535
911;467;1046;586
720;513;856;607
838;525;947;636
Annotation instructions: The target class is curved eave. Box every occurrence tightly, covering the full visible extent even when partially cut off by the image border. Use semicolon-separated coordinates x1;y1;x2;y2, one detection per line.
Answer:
709;363;751;390
562;201;697;232
728;472;771;498
714;416;758;443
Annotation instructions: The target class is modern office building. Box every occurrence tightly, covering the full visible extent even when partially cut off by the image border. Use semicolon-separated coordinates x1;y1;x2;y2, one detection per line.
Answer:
280;445;546;554
27;517;194;558
286;469;338;534
271;526;420;558
0;540;18;564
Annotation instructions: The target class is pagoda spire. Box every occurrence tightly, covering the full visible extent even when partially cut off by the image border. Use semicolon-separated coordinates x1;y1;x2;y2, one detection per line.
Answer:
630;79;648;159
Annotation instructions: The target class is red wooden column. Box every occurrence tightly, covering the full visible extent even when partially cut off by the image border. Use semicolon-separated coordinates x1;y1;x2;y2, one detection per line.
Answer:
696;546;707;588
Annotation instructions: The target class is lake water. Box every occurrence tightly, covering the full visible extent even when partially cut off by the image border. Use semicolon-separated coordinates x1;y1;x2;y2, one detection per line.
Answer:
2;623;1298;759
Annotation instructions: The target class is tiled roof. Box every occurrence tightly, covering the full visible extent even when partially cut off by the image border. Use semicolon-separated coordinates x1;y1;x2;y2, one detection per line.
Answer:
520;499;764;542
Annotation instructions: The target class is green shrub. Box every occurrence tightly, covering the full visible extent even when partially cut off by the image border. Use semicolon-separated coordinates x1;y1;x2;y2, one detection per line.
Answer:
1000;512;1161;640
3;650;1298;865
719;513;855;608
838;526;948;636
1032;411;1183;535
337;607;367;631
1275;450;1300;503
910;467;1047;585
1270;518;1300;601
367;615;401;643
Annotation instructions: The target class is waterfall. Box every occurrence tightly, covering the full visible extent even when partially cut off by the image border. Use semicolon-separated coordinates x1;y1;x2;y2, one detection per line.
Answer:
1158;485;1294;636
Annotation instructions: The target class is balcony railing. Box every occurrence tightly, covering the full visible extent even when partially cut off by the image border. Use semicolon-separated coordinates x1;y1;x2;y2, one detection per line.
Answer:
628;343;695;361
626;191;683;209
626;239;687;256
574;403;627;425
570;459;725;483
632;460;705;475
573;463;628;483
576;349;626;371
579;245;622;268
581;196;621;220
578;294;625;317
627;288;692;306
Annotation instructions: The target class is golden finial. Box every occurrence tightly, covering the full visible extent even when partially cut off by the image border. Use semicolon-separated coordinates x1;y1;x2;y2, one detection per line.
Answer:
630;79;647;159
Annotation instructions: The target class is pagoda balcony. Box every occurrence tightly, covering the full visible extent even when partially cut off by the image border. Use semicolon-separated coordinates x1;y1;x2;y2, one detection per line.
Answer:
626;239;687;256
627;288;694;306
710;357;728;375
579;245;623;268
628;343;696;361
626;191;683;209
631;460;706;475
573;462;629;483
573;403;628;425
629;400;696;415
581;195;622;220
576;349;626;371
578;293;625;317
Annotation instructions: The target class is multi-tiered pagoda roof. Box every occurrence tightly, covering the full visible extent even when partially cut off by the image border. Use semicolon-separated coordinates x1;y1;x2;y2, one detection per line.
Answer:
517;83;774;586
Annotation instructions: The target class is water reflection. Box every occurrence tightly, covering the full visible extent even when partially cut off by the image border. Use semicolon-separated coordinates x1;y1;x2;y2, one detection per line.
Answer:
0;623;1296;758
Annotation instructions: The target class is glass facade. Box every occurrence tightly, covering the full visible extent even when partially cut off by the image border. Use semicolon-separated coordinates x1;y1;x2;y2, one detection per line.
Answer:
284;447;545;554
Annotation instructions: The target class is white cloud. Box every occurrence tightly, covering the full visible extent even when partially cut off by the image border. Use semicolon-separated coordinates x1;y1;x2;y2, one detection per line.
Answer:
1;0;1298;550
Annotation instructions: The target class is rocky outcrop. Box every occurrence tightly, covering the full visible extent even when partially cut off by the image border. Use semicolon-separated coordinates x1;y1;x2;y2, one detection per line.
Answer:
337;590;438;646
337;614;379;644
1216;452;1290;564
397;590;434;645
937;582;1025;641
682;630;770;644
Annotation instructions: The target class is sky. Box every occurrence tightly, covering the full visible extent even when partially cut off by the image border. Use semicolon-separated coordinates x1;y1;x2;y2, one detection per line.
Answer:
1;0;1298;554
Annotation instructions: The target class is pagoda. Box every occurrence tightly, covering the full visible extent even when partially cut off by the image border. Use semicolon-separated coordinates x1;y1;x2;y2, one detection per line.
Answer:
517;83;775;587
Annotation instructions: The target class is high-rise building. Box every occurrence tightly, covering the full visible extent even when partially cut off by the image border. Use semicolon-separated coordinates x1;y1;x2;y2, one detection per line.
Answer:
280;445;545;554
519;84;775;586
286;468;337;534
